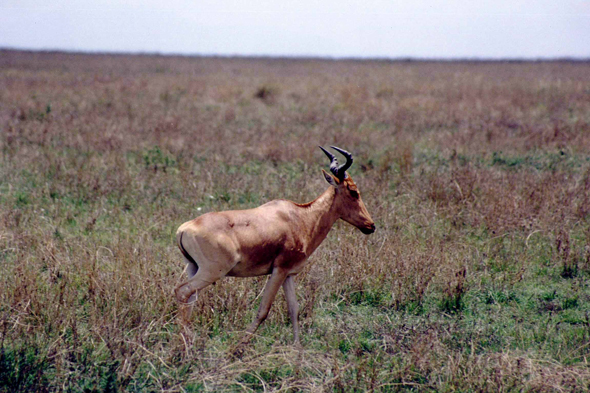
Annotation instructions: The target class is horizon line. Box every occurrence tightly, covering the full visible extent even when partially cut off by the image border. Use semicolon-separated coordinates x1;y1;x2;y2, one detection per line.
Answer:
2;47;590;63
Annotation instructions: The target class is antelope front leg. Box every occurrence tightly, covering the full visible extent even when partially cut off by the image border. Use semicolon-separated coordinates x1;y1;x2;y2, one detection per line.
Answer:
241;268;288;343
282;275;300;346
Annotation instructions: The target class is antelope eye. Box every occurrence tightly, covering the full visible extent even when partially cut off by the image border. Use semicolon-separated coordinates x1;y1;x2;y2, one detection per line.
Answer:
350;189;359;198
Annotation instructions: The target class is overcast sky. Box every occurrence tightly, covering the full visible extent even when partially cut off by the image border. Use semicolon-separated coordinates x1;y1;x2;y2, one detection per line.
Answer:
1;0;589;59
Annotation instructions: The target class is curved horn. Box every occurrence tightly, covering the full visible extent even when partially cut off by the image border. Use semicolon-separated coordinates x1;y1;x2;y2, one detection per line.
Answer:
319;146;340;177
330;145;353;179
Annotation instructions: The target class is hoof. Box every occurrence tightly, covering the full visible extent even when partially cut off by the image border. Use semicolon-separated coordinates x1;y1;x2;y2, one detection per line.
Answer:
228;332;254;359
230;344;245;359
178;304;194;325
230;340;250;359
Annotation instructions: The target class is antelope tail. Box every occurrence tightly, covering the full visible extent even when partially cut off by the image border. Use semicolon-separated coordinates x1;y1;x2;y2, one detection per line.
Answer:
178;232;198;267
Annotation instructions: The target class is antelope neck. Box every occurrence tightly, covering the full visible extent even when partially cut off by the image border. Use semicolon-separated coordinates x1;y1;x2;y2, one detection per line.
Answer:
299;186;340;255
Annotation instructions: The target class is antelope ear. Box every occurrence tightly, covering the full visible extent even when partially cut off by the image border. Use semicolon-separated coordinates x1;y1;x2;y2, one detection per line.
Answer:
322;169;339;187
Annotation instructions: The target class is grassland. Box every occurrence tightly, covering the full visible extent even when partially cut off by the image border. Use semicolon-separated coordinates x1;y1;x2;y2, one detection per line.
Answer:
1;50;590;392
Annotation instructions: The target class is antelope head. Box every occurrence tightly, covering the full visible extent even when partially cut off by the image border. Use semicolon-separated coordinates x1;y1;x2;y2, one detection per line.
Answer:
320;146;376;235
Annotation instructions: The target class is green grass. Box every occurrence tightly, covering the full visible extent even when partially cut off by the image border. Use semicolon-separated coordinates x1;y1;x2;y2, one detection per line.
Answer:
1;51;590;391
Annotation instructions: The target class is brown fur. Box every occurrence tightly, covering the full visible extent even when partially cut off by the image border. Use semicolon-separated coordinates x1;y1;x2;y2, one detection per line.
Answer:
175;171;375;344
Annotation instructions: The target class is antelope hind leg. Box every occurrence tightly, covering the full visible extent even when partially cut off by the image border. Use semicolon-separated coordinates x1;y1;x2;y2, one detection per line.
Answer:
175;268;221;303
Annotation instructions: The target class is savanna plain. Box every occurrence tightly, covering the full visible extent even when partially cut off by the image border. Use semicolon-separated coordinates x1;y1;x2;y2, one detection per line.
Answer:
1;50;590;392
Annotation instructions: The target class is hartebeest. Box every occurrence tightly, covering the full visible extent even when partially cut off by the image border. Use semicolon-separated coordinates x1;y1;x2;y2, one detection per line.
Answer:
175;146;375;344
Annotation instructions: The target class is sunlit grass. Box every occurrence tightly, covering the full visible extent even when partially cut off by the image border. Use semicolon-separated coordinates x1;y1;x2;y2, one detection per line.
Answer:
1;51;590;391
